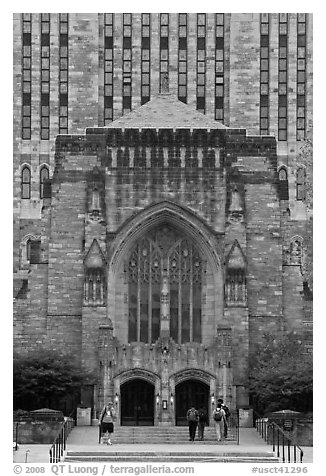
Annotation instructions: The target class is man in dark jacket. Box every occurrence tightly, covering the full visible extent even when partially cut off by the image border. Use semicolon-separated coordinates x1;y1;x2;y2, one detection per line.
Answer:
186;405;199;441
197;406;208;440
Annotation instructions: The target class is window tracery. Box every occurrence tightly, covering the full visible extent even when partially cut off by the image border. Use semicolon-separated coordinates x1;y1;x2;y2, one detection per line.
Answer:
125;225;203;344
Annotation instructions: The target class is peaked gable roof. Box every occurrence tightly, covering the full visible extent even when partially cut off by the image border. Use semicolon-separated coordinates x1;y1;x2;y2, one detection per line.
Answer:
225;240;246;269
84;239;106;268
105;93;227;130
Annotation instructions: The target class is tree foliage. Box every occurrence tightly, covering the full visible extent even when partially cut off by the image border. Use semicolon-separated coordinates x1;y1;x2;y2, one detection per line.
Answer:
13;349;94;412
249;332;313;415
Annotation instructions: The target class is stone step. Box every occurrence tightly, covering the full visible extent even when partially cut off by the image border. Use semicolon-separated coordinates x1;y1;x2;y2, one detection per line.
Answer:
64;451;279;463
73;426;238;444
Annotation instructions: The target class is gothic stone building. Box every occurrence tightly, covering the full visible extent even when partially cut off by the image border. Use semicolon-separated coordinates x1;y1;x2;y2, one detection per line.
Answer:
13;14;312;426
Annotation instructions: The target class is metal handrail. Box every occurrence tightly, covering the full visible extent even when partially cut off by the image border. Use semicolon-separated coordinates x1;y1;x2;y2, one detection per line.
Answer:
255;415;304;463
229;410;240;445
49;410;75;463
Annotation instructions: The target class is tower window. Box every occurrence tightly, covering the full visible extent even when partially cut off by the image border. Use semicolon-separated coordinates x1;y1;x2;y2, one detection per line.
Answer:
40;165;49;198
21;166;31;199
278;167;289;200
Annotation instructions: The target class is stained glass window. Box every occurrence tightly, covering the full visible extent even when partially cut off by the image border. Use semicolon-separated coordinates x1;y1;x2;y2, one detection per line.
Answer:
126;225;203;344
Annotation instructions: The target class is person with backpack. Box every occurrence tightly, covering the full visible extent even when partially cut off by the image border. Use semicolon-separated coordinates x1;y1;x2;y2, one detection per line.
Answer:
197;406;208;441
186;405;199;442
213;403;226;442
217;398;230;438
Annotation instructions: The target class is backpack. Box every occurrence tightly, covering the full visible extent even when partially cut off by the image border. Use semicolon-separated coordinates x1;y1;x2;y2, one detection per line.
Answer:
222;405;230;419
198;408;207;421
213;409;223;422
187;409;198;422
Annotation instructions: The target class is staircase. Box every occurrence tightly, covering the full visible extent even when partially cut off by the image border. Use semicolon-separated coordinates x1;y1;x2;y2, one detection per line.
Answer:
97;425;237;444
64;451;279;463
64;426;280;463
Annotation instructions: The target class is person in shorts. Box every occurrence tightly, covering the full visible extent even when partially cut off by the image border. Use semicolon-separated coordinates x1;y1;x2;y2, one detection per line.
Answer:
99;402;116;445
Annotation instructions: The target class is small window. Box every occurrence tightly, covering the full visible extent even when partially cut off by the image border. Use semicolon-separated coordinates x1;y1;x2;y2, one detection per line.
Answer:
91;188;100;211
296;167;306;201
278;167;289;200
21;166;31;199
40;166;49;198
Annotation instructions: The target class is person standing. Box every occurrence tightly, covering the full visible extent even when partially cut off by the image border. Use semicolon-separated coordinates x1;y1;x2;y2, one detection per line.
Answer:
186;405;199;442
197;406;208;441
99;402;116;445
217;398;230;438
213;403;226;442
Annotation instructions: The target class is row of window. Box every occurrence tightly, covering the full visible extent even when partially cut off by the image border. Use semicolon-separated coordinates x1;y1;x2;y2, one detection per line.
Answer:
21;165;49;199
278;166;306;201
21;13;308;138
259;13;307;140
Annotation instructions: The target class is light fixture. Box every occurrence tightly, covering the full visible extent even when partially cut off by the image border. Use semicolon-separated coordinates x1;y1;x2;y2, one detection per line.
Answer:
211;393;215;406
170;393;174;406
156;393;160;406
115;393;119;405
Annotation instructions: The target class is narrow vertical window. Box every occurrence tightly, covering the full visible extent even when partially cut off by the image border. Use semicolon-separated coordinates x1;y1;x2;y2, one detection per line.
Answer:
260;13;270;135
141;14;151;105
104;13;114;123
40;14;50;140
196;13;206;113
22;13;32;140
296;167;306;201
159;13;169;92
225;269;246;306
278;167;289;200
59;13;68;134
178;13;187;104
297;13;307;141
40;165;49;198
215;14;224;121
278;14;288;141
21;166;31;199
123;13;132;113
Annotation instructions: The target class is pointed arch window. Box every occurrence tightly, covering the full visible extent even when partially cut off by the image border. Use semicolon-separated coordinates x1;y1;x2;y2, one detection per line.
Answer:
296;167;306;201
125;226;203;344
21;166;31;199
278;166;289;200
40;165;49;198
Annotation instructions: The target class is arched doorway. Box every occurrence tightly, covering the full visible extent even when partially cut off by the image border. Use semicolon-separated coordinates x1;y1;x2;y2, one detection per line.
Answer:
175;379;209;426
120;379;154;426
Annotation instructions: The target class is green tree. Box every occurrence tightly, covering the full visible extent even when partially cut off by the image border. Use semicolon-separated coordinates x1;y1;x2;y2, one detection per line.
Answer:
249;332;313;415
13;349;94;413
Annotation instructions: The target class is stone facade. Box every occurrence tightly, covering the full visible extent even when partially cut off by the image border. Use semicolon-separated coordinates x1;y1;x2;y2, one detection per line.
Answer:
13;14;313;425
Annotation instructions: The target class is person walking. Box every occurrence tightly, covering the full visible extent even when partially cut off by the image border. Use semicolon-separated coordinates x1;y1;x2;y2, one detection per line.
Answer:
99;401;116;445
213;403;226;442
197;406;208;441
217;398;230;438
186;405;199;442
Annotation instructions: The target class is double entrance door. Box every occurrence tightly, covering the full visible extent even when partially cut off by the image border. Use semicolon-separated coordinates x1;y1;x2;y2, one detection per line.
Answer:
120;378;209;426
